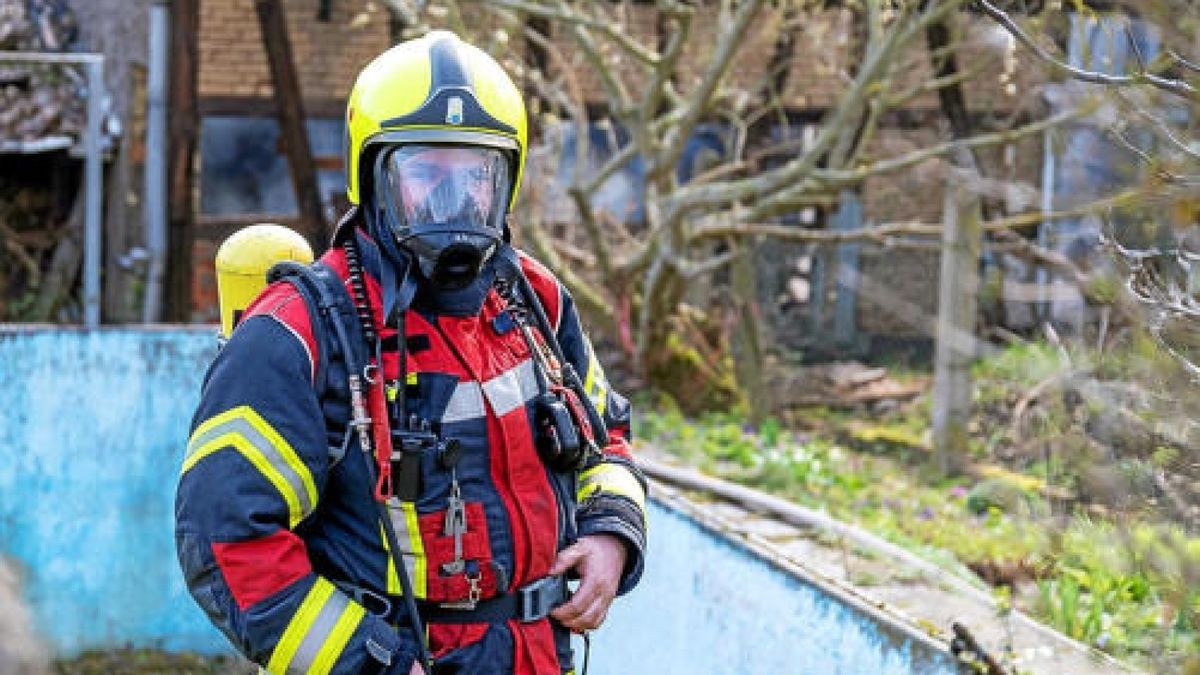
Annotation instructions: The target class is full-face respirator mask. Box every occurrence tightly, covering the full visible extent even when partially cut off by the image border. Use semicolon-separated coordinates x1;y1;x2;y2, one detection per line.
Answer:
373;144;513;290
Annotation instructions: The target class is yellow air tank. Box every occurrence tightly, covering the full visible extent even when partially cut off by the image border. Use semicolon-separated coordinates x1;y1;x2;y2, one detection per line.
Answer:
215;224;314;338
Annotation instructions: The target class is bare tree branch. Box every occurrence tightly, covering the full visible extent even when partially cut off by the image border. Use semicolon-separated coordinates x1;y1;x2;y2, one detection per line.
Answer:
692;187;1147;244
670;0;964;218
1111;89;1200;165
652;0;766;183
486;0;660;67
975;0;1199;99
808;107;1083;186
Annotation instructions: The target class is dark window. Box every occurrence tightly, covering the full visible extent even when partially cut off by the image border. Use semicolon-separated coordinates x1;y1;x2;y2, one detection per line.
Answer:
200;116;346;218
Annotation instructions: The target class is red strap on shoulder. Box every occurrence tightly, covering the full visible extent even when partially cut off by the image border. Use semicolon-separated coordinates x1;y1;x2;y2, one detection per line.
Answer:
367;363;394;502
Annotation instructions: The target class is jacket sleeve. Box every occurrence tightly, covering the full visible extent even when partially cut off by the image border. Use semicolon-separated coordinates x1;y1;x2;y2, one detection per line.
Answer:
521;254;649;595
175;288;417;675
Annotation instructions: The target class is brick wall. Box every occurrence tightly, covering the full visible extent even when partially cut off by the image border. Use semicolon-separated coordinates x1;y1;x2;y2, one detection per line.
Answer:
537;7;1045;116
545;2;656;107
855;125;1044;338
199;0;390;103
862;126;948;224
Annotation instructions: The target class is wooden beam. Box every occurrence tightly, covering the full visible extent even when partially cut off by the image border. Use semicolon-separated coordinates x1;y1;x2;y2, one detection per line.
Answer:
254;0;329;250
167;0;199;323
198;95;346;118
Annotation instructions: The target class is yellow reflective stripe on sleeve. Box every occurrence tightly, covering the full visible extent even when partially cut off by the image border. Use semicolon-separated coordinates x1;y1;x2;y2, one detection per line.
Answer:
307;601;365;675
266;578;365;675
267;578;333;673
578;463;646;514
582;340;608;417
382;499;427;598
183;406;318;528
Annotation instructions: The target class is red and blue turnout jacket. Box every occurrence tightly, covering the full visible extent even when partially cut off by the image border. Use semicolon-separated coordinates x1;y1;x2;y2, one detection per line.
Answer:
175;218;647;674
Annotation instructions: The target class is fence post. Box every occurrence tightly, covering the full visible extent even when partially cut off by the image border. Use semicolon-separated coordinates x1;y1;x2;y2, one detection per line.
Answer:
83;58;105;328
931;173;981;476
832;190;862;347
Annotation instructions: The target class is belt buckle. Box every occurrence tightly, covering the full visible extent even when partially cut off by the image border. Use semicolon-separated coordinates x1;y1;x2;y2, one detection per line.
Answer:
518;575;565;623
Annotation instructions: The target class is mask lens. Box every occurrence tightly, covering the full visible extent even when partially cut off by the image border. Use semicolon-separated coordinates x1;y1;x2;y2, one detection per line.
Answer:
378;144;511;239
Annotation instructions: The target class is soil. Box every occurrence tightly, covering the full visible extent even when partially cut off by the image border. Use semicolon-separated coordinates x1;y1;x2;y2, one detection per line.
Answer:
54;649;253;675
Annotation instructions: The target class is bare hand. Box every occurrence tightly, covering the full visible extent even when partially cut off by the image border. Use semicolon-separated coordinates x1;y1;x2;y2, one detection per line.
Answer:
409;661;424;675
548;534;627;632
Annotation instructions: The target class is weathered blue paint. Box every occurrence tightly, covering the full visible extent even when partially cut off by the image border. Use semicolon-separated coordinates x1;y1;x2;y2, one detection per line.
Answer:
0;328;226;655
580;500;958;675
1;328;958;673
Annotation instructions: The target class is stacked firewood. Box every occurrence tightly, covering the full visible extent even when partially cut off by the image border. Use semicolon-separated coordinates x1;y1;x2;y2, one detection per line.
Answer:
0;68;84;142
1;0;76;50
0;0;81;144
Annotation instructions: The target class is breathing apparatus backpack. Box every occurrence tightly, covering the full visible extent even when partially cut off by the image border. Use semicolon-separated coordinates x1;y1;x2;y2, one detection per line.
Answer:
214;224;314;340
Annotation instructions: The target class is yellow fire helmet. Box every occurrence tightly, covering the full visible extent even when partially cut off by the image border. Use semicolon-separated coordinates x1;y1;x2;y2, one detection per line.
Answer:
344;30;528;217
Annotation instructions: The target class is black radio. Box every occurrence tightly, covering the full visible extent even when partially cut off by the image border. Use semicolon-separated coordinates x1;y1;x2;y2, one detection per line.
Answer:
390;417;462;502
533;391;584;472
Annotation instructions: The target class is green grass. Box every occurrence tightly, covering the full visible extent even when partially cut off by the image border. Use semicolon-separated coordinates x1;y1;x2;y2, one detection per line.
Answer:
634;340;1200;670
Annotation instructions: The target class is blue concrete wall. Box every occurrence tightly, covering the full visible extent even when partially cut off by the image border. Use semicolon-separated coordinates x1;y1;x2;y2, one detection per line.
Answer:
584;501;957;675
0;328;957;673
0;328;226;655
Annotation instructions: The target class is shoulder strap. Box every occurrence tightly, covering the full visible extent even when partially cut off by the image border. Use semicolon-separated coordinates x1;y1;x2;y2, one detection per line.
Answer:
493;246;610;449
268;260;370;466
268;259;369;388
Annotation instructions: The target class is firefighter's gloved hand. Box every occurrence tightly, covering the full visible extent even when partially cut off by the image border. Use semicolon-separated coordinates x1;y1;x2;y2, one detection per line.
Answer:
548;534;627;632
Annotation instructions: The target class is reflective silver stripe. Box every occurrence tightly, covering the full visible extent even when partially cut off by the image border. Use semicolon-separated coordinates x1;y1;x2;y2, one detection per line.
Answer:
385;498;423;588
441;381;485;424
441;360;540;424
186;416;315;519
481;359;538;417
287;590;353;674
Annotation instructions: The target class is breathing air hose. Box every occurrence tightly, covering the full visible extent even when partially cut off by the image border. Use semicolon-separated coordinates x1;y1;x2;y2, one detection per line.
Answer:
343;238;433;675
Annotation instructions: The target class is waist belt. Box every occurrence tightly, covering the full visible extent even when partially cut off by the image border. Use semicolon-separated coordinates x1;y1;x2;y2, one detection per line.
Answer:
421;575;569;625
337;575;569;626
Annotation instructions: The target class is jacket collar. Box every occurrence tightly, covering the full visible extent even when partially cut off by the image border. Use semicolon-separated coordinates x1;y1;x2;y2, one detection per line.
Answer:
337;206;493;320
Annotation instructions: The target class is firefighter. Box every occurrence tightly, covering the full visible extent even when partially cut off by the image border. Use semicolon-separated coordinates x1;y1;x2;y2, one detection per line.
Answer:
175;31;647;675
